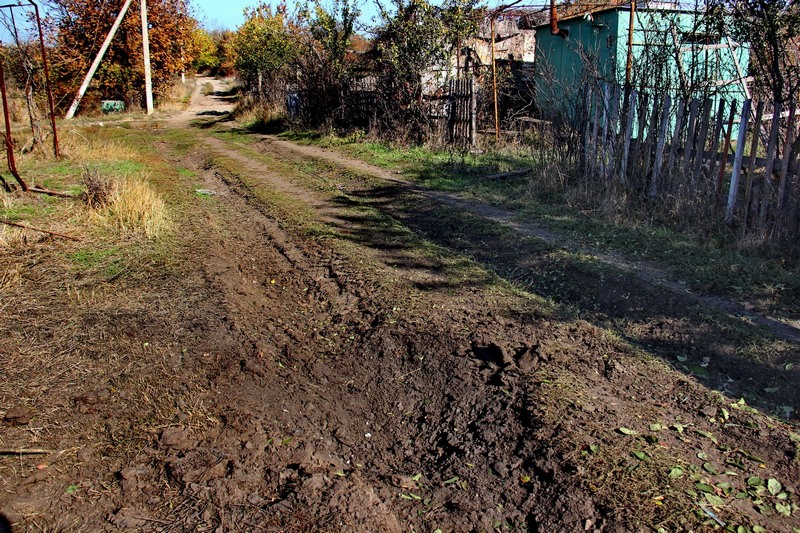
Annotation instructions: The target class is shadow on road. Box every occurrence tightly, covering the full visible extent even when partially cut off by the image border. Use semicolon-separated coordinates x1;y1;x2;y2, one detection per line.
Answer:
322;180;799;421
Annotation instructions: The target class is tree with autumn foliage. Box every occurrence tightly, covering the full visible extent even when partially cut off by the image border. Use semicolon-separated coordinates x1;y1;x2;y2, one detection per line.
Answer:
231;2;299;104
292;0;361;128
45;0;197;113
191;28;234;75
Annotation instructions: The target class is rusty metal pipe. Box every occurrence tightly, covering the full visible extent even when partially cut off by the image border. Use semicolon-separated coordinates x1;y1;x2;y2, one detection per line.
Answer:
550;0;569;38
0;60;29;191
29;0;60;159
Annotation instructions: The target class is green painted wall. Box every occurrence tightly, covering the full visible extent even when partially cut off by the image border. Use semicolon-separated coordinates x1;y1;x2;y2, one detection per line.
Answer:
534;6;750;121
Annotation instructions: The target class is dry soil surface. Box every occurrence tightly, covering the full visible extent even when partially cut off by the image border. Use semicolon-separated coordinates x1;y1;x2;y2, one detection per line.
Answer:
1;78;799;533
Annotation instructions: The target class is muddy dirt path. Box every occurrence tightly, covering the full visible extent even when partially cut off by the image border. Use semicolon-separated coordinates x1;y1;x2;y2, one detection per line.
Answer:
257;136;800;345
161;79;798;530
224;132;800;415
166;76;236;128
1;77;799;533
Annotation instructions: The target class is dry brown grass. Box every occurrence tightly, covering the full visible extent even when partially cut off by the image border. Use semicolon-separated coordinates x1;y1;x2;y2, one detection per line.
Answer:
160;76;198;112
82;173;169;239
3;131;171;243
59;131;139;163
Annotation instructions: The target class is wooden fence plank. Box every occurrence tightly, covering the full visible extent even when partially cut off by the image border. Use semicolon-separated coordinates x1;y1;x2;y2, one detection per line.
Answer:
777;103;797;211
717;101;738;195
620;89;637;184
650;95;672;199
727;98;752;223
633;92;650;180
642;98;660;183
448;79;455;143
693;98;713;173
706;99;727;180
668;98;686;171
683;98;701;162
759;102;783;230
610;84;621;134
470;78;476;147
743;100;765;224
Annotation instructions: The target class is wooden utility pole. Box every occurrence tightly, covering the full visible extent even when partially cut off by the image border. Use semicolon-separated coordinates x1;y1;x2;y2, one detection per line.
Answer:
625;0;636;86
141;0;154;114
491;17;499;141
65;0;135;119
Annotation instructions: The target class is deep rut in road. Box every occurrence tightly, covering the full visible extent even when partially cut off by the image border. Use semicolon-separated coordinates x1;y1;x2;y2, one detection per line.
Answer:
129;132;800;532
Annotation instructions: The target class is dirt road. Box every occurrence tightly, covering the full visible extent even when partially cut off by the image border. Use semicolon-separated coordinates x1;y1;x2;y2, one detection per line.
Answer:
1;78;799;532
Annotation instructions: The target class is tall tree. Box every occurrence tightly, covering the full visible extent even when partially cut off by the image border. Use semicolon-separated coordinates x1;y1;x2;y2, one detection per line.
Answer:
230;1;298;103
373;0;480;141
46;0;197;111
709;0;800;104
293;0;360;127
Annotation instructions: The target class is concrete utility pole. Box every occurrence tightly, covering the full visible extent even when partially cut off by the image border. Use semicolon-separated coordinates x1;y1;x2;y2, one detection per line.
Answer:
65;0;135;119
141;0;154;114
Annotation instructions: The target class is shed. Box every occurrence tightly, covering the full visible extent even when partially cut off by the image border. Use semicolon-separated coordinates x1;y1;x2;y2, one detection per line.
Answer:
534;1;750;120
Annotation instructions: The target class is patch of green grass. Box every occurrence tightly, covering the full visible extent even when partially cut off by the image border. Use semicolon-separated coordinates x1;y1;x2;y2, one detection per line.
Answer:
36;160;75;176
68;246;128;279
2;202;55;221
194;190;214;199
68;247;120;268
514;202;800;317
92;159;146;176
275;130;322;143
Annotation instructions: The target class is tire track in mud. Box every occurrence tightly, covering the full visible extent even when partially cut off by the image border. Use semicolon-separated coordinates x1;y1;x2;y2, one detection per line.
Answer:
158;136;631;531
232;135;799;417
256;136;800;346
156;132;800;532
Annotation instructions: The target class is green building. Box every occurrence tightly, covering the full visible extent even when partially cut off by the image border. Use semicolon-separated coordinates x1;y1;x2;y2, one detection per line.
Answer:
534;2;750;121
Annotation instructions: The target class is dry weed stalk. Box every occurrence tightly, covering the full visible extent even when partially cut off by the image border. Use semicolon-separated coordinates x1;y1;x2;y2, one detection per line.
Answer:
80;167;115;208
81;169;169;240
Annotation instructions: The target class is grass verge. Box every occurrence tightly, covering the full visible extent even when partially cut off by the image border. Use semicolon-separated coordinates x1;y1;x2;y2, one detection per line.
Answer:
275;133;800;320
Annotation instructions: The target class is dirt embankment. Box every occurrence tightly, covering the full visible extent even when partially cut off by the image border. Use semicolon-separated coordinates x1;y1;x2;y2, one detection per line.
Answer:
1;78;798;532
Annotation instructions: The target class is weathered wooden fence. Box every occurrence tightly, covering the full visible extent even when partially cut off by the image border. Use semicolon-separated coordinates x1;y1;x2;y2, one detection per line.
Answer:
583;86;800;240
447;78;476;148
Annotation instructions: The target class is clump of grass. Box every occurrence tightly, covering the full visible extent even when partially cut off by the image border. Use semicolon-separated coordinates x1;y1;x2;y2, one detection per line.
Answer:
0;225;26;250
83;171;169;239
115;176;168;238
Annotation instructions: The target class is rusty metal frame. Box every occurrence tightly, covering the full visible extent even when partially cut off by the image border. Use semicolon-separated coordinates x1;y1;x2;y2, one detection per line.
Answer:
0;0;61;166
29;0;61;159
0;58;26;190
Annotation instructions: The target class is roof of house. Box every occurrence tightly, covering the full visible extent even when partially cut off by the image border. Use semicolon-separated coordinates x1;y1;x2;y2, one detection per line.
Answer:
532;1;704;29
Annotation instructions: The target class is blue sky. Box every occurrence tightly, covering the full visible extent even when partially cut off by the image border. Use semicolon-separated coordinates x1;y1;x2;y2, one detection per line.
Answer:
191;0;253;30
191;0;384;30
